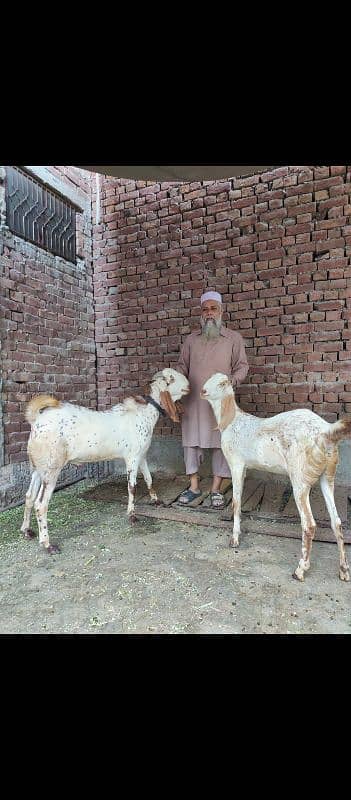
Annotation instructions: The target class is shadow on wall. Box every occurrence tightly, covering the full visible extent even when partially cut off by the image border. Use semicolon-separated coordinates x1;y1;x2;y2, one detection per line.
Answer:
140;436;351;488
1;436;350;514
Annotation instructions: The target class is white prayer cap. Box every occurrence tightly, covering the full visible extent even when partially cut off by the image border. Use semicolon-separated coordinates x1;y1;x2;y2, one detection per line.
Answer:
200;291;222;305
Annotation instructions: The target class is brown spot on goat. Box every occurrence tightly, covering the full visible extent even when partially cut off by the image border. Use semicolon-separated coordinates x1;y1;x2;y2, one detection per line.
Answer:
160;390;179;422
219;395;236;432
46;544;61;555
128;483;136;497
21;369;190;550
327;418;351;443
25;395;61;425
201;372;351;582
23;528;36;539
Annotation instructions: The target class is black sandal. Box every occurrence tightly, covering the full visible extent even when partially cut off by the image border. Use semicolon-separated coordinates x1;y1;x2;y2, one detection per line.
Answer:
177;489;202;505
210;492;225;509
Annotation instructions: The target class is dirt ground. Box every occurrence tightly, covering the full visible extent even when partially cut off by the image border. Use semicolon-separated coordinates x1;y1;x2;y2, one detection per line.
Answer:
0;475;350;635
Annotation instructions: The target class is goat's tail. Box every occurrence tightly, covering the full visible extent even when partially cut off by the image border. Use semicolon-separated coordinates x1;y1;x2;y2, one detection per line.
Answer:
25;395;61;425
327;417;351;443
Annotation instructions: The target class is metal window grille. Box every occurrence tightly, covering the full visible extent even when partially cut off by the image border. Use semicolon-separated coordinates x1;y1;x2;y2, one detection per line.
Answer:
5;166;78;264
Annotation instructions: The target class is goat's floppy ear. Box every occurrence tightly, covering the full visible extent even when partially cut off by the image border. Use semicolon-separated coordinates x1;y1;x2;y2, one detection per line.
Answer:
219;394;235;432
160;390;179;423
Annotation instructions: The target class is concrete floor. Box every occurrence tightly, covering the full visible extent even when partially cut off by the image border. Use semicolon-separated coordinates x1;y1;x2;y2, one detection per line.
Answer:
0;476;350;635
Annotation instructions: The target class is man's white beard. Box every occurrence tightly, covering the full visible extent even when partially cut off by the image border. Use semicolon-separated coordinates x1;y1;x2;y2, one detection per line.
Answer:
200;317;222;340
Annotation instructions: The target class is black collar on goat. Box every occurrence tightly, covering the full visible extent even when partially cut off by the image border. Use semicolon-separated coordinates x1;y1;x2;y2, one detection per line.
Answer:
144;395;166;416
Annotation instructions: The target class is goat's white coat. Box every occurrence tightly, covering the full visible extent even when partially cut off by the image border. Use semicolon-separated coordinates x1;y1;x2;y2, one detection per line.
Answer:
21;368;189;552
201;373;351;583
30;401;161;465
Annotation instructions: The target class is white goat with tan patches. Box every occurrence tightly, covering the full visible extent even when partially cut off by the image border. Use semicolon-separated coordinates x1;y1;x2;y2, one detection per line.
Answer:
21;368;189;553
201;373;351;582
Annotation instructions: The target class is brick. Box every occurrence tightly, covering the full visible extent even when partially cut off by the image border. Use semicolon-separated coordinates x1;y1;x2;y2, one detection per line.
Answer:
3;165;351;473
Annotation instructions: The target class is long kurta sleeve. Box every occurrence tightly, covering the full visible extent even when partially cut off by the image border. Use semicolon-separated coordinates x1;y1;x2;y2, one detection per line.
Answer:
177;338;190;378
230;333;249;386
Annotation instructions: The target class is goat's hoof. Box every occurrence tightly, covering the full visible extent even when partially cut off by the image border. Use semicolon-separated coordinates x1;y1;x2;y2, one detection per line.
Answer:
229;538;239;549
45;543;61;555
23;528;36;539
129;515;137;525
339;567;350;582
292;571;304;582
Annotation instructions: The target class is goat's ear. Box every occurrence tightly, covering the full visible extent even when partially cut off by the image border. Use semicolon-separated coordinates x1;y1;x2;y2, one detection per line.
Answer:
219;394;235;432
160;390;179;423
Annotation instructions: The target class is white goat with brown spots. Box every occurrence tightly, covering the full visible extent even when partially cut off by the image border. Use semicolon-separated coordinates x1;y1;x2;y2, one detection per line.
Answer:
201;373;351;582
21;368;189;553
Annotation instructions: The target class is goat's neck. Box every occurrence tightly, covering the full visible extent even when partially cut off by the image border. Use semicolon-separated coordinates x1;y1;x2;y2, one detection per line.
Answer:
206;396;221;424
209;393;239;427
149;383;162;405
147;383;168;417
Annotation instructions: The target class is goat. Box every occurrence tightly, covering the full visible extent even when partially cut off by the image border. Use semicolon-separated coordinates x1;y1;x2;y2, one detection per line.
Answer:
21;368;189;553
201;373;351;582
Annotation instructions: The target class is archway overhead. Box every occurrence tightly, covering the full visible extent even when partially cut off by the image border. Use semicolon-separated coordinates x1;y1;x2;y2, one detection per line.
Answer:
75;165;283;182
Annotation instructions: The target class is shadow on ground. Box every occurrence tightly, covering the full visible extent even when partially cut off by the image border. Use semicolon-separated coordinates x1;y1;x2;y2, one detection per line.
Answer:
0;475;350;635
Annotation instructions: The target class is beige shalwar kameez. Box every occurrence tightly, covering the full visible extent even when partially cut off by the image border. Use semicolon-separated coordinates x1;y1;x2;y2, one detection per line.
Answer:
177;326;249;476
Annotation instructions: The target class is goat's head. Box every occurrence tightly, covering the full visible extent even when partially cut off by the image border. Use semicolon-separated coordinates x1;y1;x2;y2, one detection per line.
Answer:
151;368;190;422
201;373;236;432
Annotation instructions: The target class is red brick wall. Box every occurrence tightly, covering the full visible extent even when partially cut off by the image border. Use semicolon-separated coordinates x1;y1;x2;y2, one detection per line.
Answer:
0;166;96;465
92;166;351;432
1;164;350;471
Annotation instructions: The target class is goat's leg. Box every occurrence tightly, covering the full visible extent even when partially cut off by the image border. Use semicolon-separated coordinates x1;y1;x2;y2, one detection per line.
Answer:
228;464;245;549
126;459;139;523
20;471;41;539
139;458;160;505
292;484;316;581
320;474;350;582
34;472;61;554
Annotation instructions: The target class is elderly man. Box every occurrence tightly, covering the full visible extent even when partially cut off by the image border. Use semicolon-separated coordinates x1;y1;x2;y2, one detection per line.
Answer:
176;291;249;508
